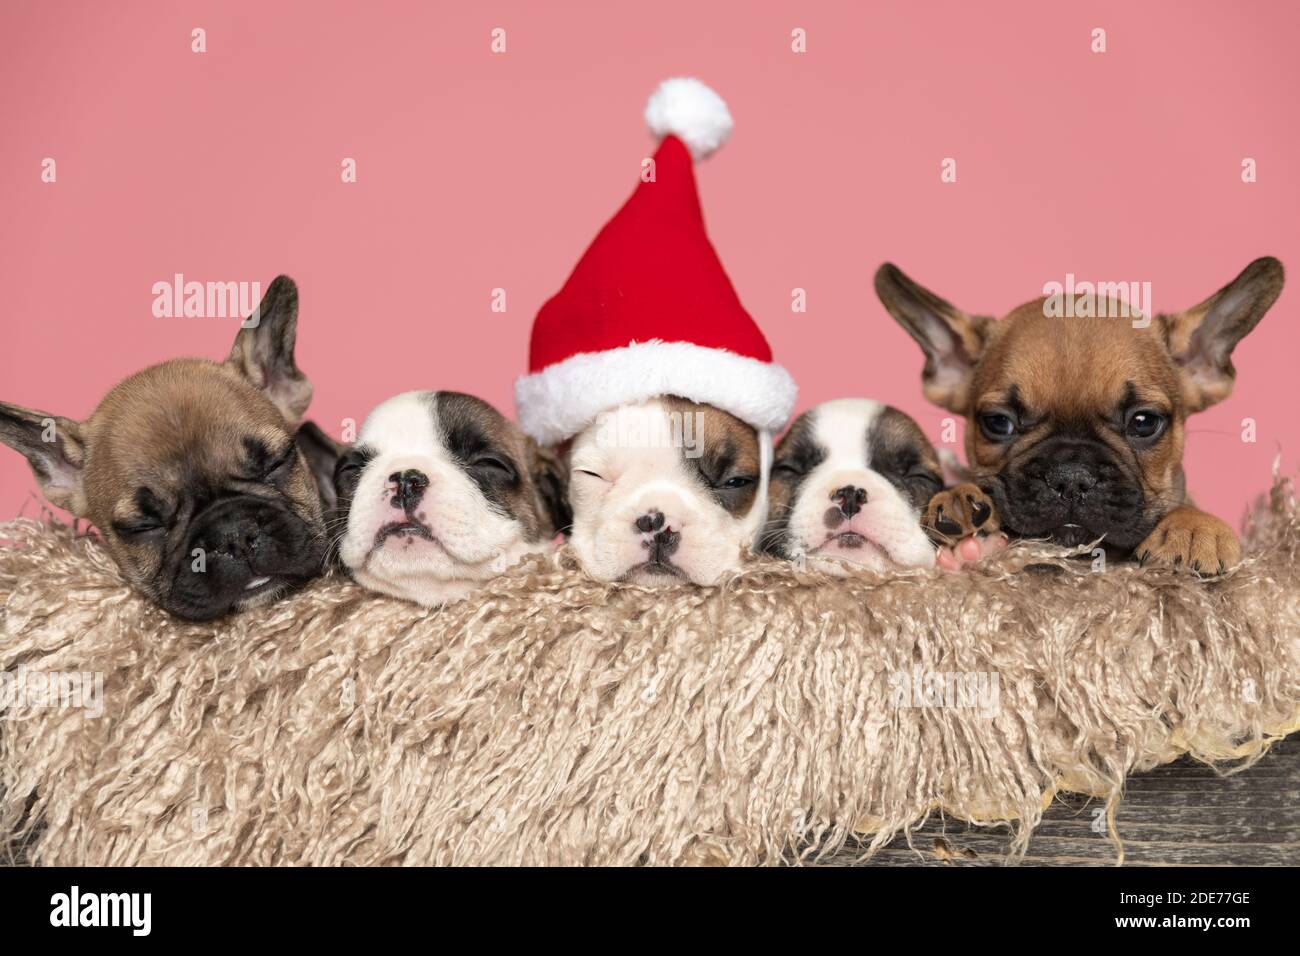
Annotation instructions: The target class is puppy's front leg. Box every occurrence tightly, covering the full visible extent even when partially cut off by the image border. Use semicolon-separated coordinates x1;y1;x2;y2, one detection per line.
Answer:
924;484;1007;570
1136;506;1240;574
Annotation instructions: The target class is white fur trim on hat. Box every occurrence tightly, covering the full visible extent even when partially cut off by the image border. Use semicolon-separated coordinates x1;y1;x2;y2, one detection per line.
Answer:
644;77;733;160
514;340;797;447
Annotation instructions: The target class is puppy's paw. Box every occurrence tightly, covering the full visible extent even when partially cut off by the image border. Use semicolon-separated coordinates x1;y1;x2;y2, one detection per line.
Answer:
925;484;1006;572
924;484;1000;545
1136;507;1240;574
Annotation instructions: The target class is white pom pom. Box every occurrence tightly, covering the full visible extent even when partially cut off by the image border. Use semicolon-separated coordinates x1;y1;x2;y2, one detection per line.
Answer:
644;77;733;160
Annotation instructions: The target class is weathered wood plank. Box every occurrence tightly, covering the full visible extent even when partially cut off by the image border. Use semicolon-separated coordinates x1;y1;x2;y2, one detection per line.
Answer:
828;734;1300;866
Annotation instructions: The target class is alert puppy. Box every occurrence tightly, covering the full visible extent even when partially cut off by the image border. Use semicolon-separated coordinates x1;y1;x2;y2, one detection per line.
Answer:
762;398;998;573
565;397;766;585
875;257;1285;572
298;391;568;607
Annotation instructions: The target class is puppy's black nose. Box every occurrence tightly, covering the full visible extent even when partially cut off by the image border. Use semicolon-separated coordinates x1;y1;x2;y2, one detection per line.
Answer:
389;469;429;512
831;485;868;518
1045;463;1097;502
649;528;680;561
635;510;666;534
208;515;261;559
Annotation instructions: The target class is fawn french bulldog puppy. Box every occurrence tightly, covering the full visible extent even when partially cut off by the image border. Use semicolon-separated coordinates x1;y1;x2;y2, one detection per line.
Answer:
0;277;328;620
297;391;568;607
564;397;767;585
875;257;1285;572
762;398;1001;573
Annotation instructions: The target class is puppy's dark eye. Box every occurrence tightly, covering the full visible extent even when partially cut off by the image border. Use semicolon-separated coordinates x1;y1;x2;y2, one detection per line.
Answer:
1125;410;1167;442
720;475;756;490
978;413;1017;441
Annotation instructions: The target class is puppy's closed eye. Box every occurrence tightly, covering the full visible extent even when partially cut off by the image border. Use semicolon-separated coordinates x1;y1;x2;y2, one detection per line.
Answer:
241;436;295;483
470;454;516;479
905;467;942;491
113;519;166;540
332;452;369;500
264;446;296;480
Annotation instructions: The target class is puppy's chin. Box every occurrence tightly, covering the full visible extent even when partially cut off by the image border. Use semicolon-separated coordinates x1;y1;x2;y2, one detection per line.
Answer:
620;561;691;587
230;577;295;612
789;528;936;576
569;526;744;587
992;496;1154;552
348;535;545;608
156;575;303;622
573;547;732;588
1041;524;1102;548
808;535;895;575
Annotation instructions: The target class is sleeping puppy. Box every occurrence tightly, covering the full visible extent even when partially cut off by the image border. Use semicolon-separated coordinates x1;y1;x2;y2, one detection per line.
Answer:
0;277;328;620
297;391;569;606
565;397;765;585
762;398;997;573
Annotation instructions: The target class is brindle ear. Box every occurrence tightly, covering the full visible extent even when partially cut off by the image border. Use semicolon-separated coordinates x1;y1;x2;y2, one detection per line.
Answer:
1164;257;1284;412
227;275;313;426
0;401;87;514
294;419;347;512
874;263;991;414
527;438;571;537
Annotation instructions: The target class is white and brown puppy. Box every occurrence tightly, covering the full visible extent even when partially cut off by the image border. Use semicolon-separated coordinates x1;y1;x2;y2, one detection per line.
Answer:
762;398;990;573
565;396;767;585
0;277;328;620
297;391;568;607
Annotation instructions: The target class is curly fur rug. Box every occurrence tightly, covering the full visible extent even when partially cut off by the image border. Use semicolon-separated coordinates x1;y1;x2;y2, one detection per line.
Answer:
2;476;1298;866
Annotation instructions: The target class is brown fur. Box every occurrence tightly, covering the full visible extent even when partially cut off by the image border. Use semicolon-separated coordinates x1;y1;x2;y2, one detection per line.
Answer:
661;396;761;515
869;406;943;509
433;392;566;542
875;259;1285;569
968;300;1190;520
767;412;818;527
83;360;321;588
924;484;1001;544
0;275;326;616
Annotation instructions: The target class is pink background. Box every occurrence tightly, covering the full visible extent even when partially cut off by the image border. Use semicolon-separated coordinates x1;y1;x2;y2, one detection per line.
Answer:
1;1;1296;524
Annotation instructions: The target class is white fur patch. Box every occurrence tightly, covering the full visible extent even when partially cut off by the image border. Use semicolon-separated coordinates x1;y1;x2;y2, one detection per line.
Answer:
338;392;545;607
784;398;936;574
567;399;762;585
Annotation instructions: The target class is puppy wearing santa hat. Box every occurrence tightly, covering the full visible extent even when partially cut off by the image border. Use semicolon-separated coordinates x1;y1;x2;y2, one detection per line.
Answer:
515;78;797;586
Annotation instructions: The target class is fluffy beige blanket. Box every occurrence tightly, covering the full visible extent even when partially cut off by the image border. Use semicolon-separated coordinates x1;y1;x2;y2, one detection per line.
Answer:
2;477;1298;866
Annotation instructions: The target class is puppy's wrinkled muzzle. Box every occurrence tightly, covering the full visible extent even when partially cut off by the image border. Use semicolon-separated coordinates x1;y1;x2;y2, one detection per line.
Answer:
167;496;324;620
996;439;1149;549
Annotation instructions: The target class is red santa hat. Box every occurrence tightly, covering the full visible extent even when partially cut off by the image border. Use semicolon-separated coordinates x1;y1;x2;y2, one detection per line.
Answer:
515;77;797;448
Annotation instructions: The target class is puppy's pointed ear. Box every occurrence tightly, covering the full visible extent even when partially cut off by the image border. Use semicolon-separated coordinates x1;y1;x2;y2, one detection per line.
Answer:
874;263;991;414
0;401;88;513
527;437;571;537
1164;257;1284;412
294;419;347;512
227;275;313;426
